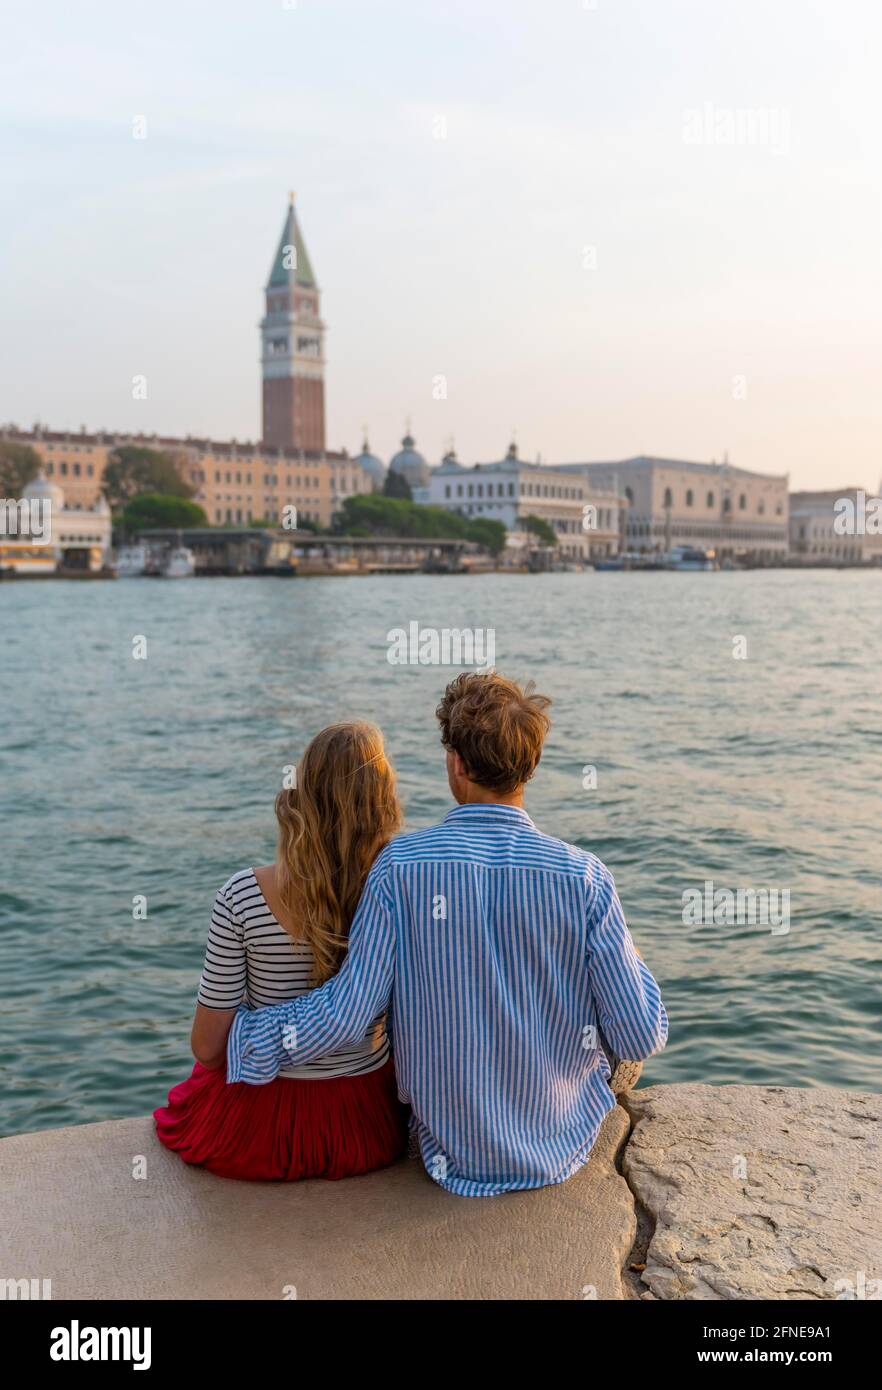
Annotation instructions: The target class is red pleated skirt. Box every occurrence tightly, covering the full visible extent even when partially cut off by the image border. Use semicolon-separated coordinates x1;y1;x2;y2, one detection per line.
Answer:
154;1057;408;1181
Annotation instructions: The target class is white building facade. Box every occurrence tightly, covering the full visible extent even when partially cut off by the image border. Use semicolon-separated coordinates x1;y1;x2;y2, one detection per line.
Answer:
789;489;882;564
428;446;623;560
0;474;111;574
558;456;789;561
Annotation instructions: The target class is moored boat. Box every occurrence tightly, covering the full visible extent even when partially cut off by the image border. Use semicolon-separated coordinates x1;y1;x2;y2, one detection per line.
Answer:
115;544;149;577
161;545;196;578
663;546;718;571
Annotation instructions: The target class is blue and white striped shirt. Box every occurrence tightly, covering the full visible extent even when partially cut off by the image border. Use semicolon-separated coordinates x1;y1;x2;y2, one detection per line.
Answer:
227;803;668;1197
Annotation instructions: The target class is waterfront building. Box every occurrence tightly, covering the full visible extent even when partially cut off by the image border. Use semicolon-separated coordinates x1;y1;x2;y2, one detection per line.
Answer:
260;195;326;453
789;488;882;564
427;442;624;561
0;473;111;574
1;426;372;531
167;438;372;530
557;456;789;561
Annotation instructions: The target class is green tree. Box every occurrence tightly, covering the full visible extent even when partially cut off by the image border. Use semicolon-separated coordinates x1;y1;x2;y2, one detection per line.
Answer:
119;493;208;534
336;495;506;556
522;513;558;546
465;517;507;555
103;445;194;509
339;494;469;539
383;469;412;501
0;442;41;496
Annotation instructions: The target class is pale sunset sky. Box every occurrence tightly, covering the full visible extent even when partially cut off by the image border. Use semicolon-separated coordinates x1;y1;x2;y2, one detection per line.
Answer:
1;0;880;489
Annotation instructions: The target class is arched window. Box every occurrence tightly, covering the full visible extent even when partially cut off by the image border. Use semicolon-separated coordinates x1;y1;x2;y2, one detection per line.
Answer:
723;496;732;513
624;486;634;506
706;490;714;507
758;500;765;515
663;487;673;508
686;489;693;507
739;493;746;510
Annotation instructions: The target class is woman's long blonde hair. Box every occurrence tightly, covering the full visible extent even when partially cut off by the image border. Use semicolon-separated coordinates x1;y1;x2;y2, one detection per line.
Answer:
274;721;401;984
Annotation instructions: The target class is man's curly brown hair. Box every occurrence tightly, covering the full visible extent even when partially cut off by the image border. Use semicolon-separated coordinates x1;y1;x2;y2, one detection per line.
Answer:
436;672;552;794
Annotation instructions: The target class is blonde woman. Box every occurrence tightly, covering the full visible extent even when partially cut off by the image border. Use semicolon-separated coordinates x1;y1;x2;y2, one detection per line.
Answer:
154;722;408;1180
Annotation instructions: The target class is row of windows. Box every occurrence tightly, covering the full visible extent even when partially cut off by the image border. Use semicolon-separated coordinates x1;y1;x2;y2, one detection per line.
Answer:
44;461;95;478
653;485;783;517
213;508;320;525
443;480;586;501
201;493;322;509
453;502;517;516
444;482;514;500
203;470;324;489
43;442;96;453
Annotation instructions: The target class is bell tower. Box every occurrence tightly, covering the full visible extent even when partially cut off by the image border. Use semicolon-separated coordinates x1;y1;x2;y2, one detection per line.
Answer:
260;194;326;452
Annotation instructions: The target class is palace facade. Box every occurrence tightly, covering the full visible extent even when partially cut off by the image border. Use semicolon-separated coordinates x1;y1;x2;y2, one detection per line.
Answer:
558;456;789;560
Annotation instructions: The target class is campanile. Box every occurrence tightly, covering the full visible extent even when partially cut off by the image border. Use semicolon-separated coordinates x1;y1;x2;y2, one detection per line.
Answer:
260;195;326;451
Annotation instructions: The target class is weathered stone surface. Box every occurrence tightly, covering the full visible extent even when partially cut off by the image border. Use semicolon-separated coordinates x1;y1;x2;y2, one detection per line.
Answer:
622;1084;882;1301
0;1105;634;1300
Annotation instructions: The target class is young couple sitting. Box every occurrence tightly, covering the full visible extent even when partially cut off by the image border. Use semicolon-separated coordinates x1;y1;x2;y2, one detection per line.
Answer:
155;671;668;1197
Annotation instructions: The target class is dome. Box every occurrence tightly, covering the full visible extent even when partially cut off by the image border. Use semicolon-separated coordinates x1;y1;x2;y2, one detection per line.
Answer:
23;472;65;510
352;437;387;491
389;431;430;489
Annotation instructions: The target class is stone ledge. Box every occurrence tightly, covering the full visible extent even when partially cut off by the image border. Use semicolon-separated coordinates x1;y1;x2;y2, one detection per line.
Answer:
3;1084;878;1300
621;1084;882;1301
0;1105;634;1300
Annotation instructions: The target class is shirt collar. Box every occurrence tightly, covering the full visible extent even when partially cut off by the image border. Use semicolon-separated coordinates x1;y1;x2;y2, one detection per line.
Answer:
443;803;535;830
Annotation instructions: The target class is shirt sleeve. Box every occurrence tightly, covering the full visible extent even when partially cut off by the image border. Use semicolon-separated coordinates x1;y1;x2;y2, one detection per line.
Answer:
586;867;668;1060
226;857;396;1084
196;885;247;1010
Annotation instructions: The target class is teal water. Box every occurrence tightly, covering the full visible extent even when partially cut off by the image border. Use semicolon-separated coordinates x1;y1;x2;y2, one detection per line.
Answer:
1;571;880;1137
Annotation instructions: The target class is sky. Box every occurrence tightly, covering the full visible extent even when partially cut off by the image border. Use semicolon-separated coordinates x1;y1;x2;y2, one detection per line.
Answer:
1;0;880;489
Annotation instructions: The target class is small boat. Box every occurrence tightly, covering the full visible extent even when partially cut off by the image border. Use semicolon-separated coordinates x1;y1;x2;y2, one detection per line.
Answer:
663;546;717;572
115;543;148;577
161;545;196;578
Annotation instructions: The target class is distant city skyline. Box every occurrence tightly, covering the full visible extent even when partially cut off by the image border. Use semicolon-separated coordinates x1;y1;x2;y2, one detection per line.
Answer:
2;0;881;490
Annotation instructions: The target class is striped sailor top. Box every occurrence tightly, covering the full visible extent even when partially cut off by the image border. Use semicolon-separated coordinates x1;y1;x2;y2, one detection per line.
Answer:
197;868;388;1080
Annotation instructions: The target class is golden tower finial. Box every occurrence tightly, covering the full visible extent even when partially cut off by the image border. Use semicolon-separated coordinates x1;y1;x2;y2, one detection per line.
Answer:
288;190;296;206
